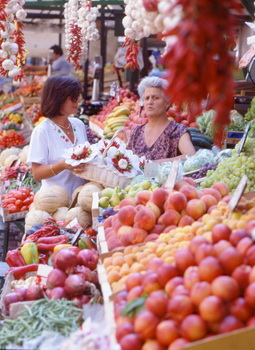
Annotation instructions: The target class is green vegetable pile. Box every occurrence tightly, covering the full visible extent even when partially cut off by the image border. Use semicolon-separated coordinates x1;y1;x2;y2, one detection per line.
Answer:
7;172;41;192
0;299;82;349
245;97;255;122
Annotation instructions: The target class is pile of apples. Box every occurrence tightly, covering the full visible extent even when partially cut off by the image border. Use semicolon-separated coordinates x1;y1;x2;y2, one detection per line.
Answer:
114;221;255;350
167;106;198;128
103;179;230;250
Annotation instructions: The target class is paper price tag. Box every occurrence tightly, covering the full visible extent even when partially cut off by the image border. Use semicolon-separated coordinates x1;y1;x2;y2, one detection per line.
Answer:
66;218;79;228
164;159;180;189
228;175;248;213
238;121;251;155
4;180;10;189
35;264;53;287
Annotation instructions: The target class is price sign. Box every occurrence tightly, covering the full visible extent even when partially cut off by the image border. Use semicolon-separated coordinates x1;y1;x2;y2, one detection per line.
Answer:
228;175;248;213
35;264;53;287
238;122;251;155
164;159;180;189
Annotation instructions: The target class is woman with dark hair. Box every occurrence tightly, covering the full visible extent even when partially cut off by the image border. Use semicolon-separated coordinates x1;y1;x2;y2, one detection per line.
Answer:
27;75;87;197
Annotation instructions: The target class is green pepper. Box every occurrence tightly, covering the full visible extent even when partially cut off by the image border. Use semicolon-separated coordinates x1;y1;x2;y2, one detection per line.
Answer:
20;242;39;265
78;238;88;250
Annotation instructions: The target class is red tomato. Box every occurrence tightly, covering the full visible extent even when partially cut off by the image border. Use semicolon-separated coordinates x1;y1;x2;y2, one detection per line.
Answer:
4;198;16;205
15;199;23;208
20;206;28;212
13;192;24;200
8;205;18;213
23;197;33;205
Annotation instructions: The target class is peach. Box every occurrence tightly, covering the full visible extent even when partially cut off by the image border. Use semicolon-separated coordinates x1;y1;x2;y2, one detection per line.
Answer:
245;282;255;307
178;215;195;227
145;290;169;318
172;285;189;297
247;317;255;327
211;276;240;301
150;224;165;234
158;263;179;287
144;233;159;242
195;243;216;264
142;340;165;350
182;177;197;187
219;247;243;273
218;315;243;334
188;236;209;255
118;205;137;226
156;320;179;346
186;199;207;220
134;310;160;340
198;256;223;282
145;201;161;220
229;229;250;246
213;240;232;257
198;188;221;202
190;281;211;306
134;208;156;231
163;225;177;233
200;194;217;211
147;258;163;272
180;314;207;341
168;338;189;350
175;247;196;273
107;237;122;251
199;295;227;322
229;297;252;322
117;225;133;237
116;321;134;342
113;220;122;233
119;197;137;208
168;295;194;321
103;216;113;229
245;245;255;266
126;273;142;291
136;190;152;205
120;233;132;246
119;334;143;350
129;227;148;244
165;277;184;297
232;264;251;290
245;220;255;233
164;192;187;213
151;188;169;209
212;182;229;197
183;266;200;290
127;286;144;302
211;223;231;243
236;237;253;256
158;209;180;227
142;271;161;294
180;185;198;201
174;180;189;191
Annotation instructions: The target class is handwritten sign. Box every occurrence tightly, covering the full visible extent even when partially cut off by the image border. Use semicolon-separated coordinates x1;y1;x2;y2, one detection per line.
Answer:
238;122;251;155
228;175;248;213
164;159;180;189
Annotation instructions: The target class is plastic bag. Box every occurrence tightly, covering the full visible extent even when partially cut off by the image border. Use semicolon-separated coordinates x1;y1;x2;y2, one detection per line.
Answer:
155;161;184;185
183;149;215;172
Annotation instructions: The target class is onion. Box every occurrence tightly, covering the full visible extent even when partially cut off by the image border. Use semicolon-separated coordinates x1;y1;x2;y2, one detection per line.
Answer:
14;287;27;301
64;274;86;296
71;295;90;308
4;292;21;313
47;287;68;300
46;268;67;289
26;284;43;301
54;248;79;274
92;271;99;286
73;265;93;282
78;249;99;271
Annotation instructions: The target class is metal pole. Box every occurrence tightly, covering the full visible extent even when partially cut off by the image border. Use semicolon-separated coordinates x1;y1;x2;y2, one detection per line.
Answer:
83;42;90;100
100;6;106;93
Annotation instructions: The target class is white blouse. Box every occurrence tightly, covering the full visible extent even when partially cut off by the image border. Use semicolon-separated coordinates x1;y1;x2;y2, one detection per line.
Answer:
27;117;87;198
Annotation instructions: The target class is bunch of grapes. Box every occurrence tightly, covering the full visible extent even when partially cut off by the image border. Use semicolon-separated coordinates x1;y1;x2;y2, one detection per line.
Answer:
191;163;218;179
201;150;255;192
234;138;255;156
85;126;100;144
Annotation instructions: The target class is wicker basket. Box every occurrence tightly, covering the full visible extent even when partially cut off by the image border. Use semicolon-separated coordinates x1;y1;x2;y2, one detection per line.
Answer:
74;130;133;189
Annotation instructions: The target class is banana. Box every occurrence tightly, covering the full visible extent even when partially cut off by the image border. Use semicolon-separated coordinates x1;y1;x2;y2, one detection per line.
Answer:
107;113;116;119
112;106;124;112
106;116;129;127
112;125;124;131
114;107;130;117
104;131;114;138
103;126;113;134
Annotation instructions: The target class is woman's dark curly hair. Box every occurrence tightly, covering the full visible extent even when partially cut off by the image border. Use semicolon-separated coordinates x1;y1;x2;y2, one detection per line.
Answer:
41;75;82;118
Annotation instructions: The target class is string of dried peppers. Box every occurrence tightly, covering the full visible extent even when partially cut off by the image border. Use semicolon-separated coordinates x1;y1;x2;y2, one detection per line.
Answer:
162;0;243;145
122;37;139;70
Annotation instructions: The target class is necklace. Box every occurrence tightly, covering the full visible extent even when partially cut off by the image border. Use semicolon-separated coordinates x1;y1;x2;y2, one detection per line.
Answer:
52;119;71;130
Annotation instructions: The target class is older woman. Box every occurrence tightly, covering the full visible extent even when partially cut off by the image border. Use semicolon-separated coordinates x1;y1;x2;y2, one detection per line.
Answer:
27;75;87;198
127;76;196;160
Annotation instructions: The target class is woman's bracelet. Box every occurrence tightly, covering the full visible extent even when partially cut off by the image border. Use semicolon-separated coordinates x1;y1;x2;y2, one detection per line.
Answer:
50;164;57;176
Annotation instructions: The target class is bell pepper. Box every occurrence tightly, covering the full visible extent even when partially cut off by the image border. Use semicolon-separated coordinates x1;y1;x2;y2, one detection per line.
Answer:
20;242;39;265
8;264;39;279
37;235;68;251
5;249;26;267
78;236;96;250
53;244;74;252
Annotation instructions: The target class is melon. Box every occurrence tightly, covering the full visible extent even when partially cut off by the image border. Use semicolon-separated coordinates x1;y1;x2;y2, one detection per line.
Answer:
65;206;92;228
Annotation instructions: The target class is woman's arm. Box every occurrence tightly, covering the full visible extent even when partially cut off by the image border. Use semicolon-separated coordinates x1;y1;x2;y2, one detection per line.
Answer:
178;132;196;156
31;160;84;181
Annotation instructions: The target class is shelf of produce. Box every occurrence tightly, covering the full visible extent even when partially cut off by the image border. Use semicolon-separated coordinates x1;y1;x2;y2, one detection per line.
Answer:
0;207;28;223
1;102;23;113
89;121;104;139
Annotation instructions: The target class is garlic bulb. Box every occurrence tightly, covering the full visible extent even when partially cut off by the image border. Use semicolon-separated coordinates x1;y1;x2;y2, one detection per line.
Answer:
2;59;14;71
10;43;19;54
16;9;27;21
8;66;20;78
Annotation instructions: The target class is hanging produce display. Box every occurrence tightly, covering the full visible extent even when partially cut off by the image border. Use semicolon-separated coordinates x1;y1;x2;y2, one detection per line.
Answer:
64;0;99;70
0;0;27;80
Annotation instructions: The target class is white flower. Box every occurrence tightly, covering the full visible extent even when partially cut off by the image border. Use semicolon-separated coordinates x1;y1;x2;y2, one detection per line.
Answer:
8;66;19;78
10;43;18;54
2;59;14;71
118;159;128;169
16;9;27;21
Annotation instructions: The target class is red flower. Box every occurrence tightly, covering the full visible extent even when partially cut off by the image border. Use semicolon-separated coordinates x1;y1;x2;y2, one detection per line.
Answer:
71;146;91;160
112;152;132;174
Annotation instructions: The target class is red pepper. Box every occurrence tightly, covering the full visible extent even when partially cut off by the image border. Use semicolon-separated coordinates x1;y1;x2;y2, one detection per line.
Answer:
8;264;39;279
37;238;68;251
37;235;68;244
38;253;50;265
5;249;26;267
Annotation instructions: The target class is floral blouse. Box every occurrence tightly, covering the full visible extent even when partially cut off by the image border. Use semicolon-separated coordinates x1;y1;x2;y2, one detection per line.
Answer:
127;121;188;160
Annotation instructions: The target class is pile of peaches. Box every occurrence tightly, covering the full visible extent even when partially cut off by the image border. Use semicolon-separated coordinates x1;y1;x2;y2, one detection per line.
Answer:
114;220;255;350
103;178;230;251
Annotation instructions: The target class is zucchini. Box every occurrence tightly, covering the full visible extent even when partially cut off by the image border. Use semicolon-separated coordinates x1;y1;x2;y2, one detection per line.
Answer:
191;136;212;149
188;127;201;133
190;133;213;144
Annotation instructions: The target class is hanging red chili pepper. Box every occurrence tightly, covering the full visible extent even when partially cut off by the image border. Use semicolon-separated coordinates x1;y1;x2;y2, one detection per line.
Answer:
0;0;7;26
122;37;139;71
67;21;83;70
162;0;243;146
13;21;27;82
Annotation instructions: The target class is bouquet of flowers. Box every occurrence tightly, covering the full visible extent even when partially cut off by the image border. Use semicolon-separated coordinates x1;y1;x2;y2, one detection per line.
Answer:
63;141;97;166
